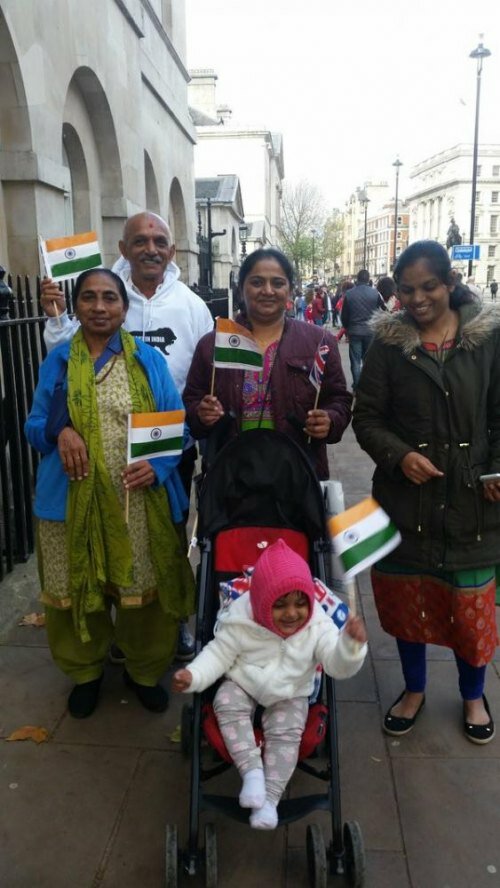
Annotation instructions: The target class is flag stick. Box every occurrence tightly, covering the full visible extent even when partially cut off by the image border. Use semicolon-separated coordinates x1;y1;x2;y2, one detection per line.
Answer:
209;363;216;397
345;577;361;652
124;488;129;525
187;514;198;559
307;389;321;444
345;578;357;616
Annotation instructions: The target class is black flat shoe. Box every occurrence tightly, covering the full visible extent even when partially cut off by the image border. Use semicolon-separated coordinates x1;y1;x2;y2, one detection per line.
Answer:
383;691;425;736
68;677;102;718
463;695;495;745
123;670;169;713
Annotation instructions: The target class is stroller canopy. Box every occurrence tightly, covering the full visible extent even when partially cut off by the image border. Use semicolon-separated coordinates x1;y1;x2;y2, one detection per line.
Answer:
198;429;327;540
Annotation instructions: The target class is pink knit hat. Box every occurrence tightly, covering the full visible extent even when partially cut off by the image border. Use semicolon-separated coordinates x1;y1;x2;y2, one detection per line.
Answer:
250;539;316;637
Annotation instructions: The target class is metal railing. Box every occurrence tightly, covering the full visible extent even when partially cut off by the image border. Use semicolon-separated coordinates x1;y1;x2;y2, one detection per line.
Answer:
0;275;229;581
0;275;47;579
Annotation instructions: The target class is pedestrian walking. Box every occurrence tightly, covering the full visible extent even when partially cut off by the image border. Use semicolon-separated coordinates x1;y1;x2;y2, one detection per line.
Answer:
353;240;500;744
490;279;498;301
340;270;384;387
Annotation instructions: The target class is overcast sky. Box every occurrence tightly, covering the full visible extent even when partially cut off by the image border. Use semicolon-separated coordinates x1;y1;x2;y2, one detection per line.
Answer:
186;0;500;210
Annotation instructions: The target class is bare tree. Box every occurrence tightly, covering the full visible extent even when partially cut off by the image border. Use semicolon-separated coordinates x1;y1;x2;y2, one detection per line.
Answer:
320;209;345;283
280;180;326;279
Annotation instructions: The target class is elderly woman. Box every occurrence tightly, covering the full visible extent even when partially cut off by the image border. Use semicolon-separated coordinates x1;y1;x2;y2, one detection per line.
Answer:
353;240;500;744
25;269;194;718
183;248;352;479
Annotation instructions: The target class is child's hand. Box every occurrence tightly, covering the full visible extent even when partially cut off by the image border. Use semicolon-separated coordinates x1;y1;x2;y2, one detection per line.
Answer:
172;669;193;692
345;615;367;644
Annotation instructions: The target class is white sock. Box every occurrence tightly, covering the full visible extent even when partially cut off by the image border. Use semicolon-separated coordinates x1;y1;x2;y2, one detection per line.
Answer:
239;768;266;809
250;800;278;830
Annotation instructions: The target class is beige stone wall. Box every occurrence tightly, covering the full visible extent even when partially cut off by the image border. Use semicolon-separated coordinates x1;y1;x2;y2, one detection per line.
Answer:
0;0;198;280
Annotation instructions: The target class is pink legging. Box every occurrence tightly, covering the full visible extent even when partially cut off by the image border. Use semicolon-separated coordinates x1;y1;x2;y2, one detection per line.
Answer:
213;679;309;804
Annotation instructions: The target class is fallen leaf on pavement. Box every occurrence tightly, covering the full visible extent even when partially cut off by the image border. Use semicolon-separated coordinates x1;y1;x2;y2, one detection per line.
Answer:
168;725;181;743
6;725;49;744
18;613;46;627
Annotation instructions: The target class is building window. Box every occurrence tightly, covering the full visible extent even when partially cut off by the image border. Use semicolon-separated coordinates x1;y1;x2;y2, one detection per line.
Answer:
397;216;402;225
474;215;480;235
492;192;499;204
476;192;481;202
488;245;496;258
477;165;482;177
487;266;495;283
491;216;498;236
493;165;500;176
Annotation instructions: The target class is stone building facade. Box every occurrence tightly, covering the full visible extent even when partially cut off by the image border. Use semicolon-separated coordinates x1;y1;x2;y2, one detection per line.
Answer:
0;0;198;281
407;143;500;286
354;203;409;278
188;69;284;253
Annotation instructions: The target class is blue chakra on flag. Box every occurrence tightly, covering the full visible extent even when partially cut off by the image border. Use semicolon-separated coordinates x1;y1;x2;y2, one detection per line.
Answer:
150;427;162;440
343;530;359;544
228;334;241;347
64;248;77;260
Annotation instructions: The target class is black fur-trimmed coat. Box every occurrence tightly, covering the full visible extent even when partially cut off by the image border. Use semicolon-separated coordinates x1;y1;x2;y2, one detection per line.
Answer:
352;302;500;570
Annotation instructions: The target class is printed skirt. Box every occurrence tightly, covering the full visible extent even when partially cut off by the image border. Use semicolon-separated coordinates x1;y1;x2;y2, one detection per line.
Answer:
371;560;498;667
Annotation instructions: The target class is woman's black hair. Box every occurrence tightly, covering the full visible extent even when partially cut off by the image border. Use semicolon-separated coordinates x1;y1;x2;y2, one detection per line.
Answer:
376;275;396;301
73;268;129;308
393;240;474;308
238;248;295;292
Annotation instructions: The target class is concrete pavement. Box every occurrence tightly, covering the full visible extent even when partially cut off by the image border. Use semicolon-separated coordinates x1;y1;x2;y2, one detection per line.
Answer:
1;340;499;888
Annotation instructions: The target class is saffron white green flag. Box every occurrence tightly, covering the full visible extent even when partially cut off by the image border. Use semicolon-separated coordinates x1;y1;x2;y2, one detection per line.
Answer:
214;318;263;371
328;497;401;579
127;409;185;463
41;231;102;282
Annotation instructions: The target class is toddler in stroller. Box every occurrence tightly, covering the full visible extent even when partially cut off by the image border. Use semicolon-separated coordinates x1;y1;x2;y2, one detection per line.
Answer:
173;538;367;830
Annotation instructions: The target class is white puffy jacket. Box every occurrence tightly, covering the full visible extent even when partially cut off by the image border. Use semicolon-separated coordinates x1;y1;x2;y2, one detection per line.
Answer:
185;593;367;707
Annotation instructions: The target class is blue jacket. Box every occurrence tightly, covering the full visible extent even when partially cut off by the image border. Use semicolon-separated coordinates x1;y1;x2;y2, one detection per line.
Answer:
25;338;188;522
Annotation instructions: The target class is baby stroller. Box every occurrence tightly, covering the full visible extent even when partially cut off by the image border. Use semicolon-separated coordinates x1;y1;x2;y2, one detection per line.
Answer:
166;429;365;887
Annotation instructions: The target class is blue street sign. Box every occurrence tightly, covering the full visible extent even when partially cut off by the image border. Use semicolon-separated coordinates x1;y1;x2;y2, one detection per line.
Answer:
451;244;480;260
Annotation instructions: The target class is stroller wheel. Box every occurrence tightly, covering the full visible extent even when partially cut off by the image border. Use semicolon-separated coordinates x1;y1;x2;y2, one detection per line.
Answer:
306;823;327;888
181;703;193;759
204;822;218;888
165;823;178;887
343;821;366;887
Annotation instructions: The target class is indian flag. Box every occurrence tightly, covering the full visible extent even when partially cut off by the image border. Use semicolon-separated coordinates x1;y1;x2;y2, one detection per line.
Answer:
328;497;401;579
214;318;263;371
41;231;102;282
127;409;185;462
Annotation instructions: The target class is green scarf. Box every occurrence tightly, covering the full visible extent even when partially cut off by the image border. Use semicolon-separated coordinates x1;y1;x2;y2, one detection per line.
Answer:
66;328;194;642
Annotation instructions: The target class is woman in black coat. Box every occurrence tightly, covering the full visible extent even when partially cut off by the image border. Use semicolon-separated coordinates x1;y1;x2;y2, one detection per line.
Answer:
353;240;500;744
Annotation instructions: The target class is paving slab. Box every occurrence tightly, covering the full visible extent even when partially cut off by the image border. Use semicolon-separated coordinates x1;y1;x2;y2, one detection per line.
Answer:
0;742;139;888
394;757;500;888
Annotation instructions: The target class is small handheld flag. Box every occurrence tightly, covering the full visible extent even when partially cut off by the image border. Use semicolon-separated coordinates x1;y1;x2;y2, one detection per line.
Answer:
41;231;102;282
328;497;401;579
214;318;263;371
309;343;330;392
127;409;185;463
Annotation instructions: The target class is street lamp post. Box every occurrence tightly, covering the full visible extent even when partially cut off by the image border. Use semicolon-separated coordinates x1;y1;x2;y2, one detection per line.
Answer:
392;157;403;271
468;36;491;277
239;223;248;260
361;195;370;270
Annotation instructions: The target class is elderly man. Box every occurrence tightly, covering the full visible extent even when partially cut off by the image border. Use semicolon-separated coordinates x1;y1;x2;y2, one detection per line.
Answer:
41;212;214;663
